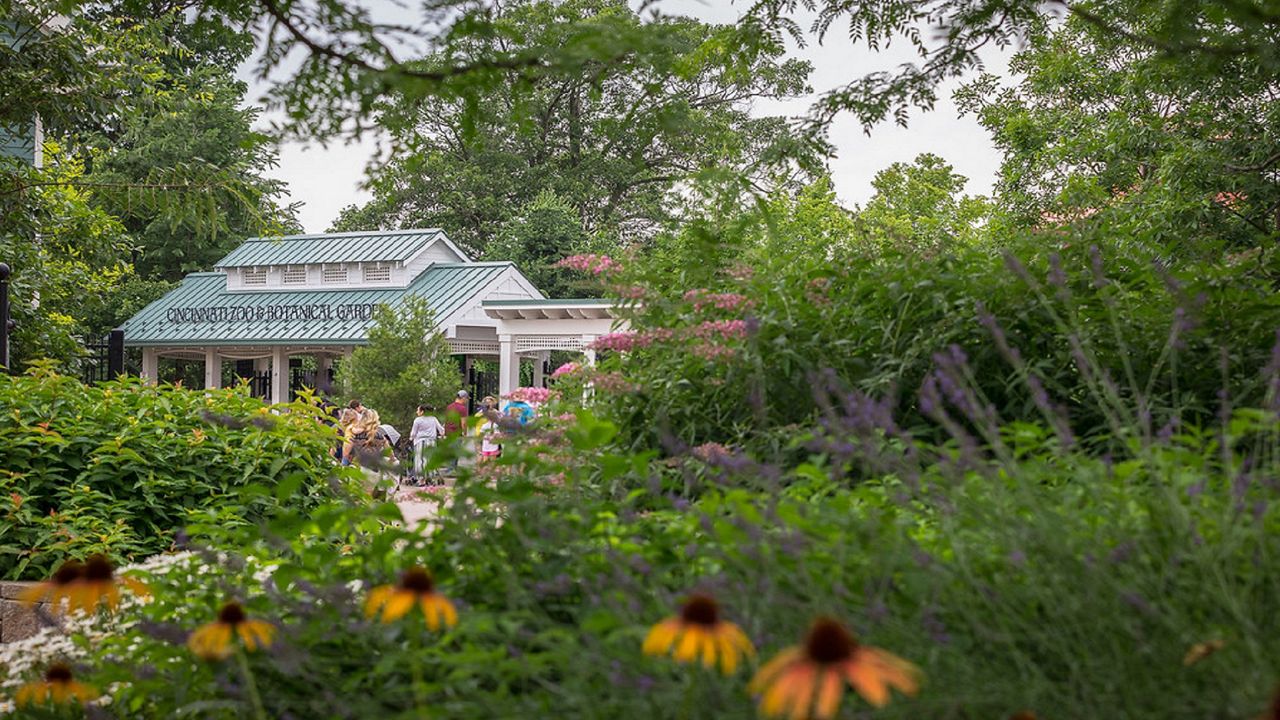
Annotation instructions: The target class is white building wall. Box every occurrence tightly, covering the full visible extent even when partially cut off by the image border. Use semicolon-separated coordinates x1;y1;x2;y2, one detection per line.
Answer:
402;238;468;279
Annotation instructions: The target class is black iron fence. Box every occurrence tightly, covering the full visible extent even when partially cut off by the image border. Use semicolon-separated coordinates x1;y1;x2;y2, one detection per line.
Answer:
81;330;125;385
468;365;498;412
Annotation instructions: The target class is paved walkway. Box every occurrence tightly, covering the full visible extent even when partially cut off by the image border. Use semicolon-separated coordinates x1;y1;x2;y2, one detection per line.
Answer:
393;484;450;531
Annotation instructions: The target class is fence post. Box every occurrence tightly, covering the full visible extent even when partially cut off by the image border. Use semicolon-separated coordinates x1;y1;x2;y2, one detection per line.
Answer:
0;262;10;372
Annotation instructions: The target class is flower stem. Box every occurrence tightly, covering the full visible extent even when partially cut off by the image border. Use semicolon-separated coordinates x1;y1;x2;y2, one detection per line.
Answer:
235;647;268;720
412;638;429;718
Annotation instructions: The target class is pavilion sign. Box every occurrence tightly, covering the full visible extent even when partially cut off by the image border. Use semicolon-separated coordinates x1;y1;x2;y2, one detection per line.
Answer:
165;302;380;324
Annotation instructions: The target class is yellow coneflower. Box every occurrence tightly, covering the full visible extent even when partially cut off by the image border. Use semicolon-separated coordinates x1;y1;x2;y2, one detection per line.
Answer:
749;617;920;718
77;554;150;612
364;567;458;629
20;554;149;614
14;663;98;707
187;601;277;661
19;559;85;609
643;593;755;674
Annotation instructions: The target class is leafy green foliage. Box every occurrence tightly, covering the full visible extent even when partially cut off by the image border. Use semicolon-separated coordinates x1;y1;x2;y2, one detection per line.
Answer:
0;153;133;372
605;181;1280;454
335;298;460;430
956;13;1280;257
330;0;814;255
856;153;991;253
0;367;350;580
483;190;612;298
24;404;1280;718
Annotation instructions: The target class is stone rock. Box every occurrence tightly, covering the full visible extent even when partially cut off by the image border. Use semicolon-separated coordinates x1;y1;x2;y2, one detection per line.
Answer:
0;598;42;643
0;581;37;600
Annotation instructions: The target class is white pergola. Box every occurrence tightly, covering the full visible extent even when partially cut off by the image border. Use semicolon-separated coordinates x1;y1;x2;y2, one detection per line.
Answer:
461;299;626;397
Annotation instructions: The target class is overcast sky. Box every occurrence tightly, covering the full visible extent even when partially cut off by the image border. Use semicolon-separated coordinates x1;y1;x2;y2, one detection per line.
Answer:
241;1;1013;234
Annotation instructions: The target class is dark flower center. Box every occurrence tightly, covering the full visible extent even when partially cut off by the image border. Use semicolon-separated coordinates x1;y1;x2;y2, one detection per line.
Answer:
217;602;247;626
84;554;114;582
44;664;73;683
804;617;857;664
52;561;85;585
679;594;721;626
399;568;435;594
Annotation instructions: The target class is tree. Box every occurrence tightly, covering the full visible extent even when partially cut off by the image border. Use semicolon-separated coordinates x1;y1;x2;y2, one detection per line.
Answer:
0;153;133;370
483;191;614;298
79;9;297;284
855;153;991;254
1;3;299;368
330;0;814;255
335;298;459;431
956;14;1280;260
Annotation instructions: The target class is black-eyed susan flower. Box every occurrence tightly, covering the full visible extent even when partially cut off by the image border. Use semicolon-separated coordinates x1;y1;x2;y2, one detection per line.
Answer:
76;554;150;612
187;601;277;661
20;554;149;614
14;663;97;707
364;567;458;629
19;559;84;608
643;593;755;674
749;617;920;718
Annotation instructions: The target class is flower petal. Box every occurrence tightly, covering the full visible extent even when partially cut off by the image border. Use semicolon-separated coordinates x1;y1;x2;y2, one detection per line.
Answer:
788;665;818;720
643;618;679;656
363;585;393;619
866;648;920;696
381;591;416;622
18;583;50;605
749;646;802;694
844;656;889;707
814;668;843;719
715;632;739;675
674;626;702;662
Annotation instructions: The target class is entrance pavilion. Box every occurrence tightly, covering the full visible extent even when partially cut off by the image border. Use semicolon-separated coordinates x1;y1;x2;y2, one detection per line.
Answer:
120;229;624;402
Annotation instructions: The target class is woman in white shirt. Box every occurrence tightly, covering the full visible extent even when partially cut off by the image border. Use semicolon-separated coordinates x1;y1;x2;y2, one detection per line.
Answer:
410;405;446;485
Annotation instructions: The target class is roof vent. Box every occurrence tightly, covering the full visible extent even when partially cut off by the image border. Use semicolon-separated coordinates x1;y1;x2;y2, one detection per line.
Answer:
283;265;307;285
322;265;348;284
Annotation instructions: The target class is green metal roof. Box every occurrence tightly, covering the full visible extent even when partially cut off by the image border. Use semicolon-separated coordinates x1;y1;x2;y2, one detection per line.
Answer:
213;228;447;268
121;263;509;347
482;298;613;306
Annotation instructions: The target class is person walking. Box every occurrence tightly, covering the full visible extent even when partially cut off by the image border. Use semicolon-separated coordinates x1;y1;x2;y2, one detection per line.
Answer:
443;390;469;473
410;404;446;485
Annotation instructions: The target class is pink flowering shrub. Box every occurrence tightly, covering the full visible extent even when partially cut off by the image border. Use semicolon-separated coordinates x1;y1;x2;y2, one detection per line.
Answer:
609;284;650;300
555;254;619;276
506;386;558;404
683;289;754;312
691;442;732;462
550;362;581;379
688;320;748;342
590;371;639;394
590;332;651;352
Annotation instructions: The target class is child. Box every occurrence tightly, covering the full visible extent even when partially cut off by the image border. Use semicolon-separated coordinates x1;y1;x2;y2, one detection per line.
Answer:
478;412;501;462
410;404;445;484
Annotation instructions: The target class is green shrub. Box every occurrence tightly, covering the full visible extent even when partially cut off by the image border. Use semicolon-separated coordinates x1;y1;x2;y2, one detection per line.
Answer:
604;229;1280;457
0;365;352;580
10;409;1279;718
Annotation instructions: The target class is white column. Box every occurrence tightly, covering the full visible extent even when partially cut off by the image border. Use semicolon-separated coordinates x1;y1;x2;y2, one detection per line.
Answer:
498;335;520;398
316;354;332;393
532;351;546;387
253;357;270;373
141;348;159;385
271;347;289;404
203;348;221;390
